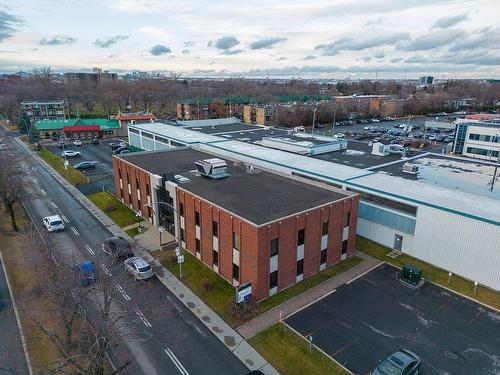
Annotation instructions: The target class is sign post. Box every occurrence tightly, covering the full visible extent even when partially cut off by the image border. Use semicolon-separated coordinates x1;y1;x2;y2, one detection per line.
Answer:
308;335;313;353
236;282;252;304
177;255;184;278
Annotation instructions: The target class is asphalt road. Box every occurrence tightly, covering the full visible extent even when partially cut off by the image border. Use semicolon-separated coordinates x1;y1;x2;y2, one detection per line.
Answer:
0;257;30;375
286;263;500;375
2;128;248;375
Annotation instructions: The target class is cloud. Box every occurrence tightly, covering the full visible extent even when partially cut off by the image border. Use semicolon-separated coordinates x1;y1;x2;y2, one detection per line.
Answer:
0;11;23;42
433;13;468;29
303;55;316;60
182;49;190;54
150;44;171;56
449;27;500;51
249;37;287;50
316;33;410;55
183;41;195;47
276;57;287;61
360;56;372;62
404;55;428;63
398;29;465;51
38;35;76;46
364;16;384;27
221;49;242;55
210;36;239;50
374;51;385;58
390;57;403;63
94;35;128;48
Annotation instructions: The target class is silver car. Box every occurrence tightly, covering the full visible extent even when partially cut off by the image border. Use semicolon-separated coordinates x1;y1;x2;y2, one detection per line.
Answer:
124;257;153;281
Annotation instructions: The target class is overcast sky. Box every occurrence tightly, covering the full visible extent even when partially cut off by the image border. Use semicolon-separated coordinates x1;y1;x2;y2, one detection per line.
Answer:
1;0;499;79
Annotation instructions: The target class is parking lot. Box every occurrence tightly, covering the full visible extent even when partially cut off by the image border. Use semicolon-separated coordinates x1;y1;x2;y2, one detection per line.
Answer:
286;263;500;375
45;138;118;195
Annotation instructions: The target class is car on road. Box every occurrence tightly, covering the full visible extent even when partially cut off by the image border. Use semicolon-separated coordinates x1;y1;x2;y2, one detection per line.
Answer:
381;116;394;121
370;349;421;375
74;260;97;286
73;139;83;146
124;257;153;281
61;150;80;157
102;236;133;259
114;146;132;155
43;215;65;232
73;161;96;169
334;133;345;138
371;118;380;123
91;138;99;145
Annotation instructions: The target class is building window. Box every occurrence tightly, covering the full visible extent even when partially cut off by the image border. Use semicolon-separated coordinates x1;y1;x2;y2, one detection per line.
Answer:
296;259;304;276
135;177;139;189
195;211;200;226
180;228;184;242
270;270;278;289
343;212;350;227
126;172;129;184
322;220;329;236
270;238;279;257
212;221;218;238
213;250;219;266
179;202;184;216
146;183;150;196
118;169;122;180
195;239;200;254
341;240;348;255
120;188;123;199
147;206;151;219
348;188;417;216
233;232;240;250
128;193;131;203
232;263;239;281
320;248;327;264
297;229;305;246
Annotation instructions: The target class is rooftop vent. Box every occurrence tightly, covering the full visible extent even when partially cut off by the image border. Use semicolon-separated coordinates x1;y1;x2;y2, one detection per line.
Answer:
173;174;190;183
194;158;229;179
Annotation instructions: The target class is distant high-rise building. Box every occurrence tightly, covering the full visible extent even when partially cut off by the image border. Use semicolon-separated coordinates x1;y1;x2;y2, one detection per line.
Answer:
63;68;117;84
419;76;434;86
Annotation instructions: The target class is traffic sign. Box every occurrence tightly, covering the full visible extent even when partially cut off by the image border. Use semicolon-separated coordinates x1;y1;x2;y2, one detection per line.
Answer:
177;255;184;263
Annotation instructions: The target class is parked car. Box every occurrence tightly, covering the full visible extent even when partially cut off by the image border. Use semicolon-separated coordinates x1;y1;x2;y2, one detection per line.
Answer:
51;134;59;141
73;139;83;146
61;150;80;157
363;126;372;130
334;133;345;138
124;257;153;281
381;116;394;121
443;136;454;143
91;138;99;145
74;161;96;169
371;118;380;123
370;349;421;375
102;236;133;259
428;134;437;141
114;146;132;155
43;215;65;232
293;125;305;132
109;142;120;151
74;261;97;286
57;141;66;149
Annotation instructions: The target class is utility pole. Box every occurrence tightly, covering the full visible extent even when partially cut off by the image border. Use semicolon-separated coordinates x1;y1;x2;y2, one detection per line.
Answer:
332;110;336;136
312;107;317;133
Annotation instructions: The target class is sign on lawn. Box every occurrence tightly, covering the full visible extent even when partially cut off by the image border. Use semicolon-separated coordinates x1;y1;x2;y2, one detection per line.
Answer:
236;282;252;304
177;255;184;263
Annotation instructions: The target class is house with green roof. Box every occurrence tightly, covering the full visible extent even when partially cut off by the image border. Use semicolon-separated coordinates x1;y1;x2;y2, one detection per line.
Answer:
35;118;121;139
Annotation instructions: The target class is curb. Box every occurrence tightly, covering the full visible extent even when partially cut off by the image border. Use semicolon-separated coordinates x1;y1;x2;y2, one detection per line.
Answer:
0;250;34;375
13;137;279;375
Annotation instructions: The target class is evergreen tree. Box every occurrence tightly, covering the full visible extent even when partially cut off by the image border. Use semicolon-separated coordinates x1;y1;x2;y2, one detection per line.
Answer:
18;111;31;134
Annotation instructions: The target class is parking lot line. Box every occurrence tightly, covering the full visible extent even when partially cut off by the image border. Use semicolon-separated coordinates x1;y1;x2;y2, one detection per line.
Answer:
70;226;79;236
134;308;152;328
100;264;112;277
116;284;131;301
84;244;95;255
60;214;69;223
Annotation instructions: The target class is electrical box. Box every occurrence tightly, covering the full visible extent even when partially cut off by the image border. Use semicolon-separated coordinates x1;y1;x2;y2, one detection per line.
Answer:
401;264;422;286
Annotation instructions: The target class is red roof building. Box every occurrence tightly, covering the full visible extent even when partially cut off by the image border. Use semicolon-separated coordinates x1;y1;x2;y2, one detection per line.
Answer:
63;125;101;133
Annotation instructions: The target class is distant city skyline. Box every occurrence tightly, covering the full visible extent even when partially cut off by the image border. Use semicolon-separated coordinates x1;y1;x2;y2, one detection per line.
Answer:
0;0;499;79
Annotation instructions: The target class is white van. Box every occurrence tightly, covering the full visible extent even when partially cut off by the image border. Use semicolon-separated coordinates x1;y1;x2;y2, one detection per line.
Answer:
43;215;65;232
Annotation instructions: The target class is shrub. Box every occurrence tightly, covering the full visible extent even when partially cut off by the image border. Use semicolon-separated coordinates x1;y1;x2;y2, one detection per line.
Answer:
104;204;117;212
169;255;177;263
201;278;213;292
227;297;258;321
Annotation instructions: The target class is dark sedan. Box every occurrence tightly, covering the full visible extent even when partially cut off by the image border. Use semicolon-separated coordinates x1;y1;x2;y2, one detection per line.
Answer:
73;161;96;169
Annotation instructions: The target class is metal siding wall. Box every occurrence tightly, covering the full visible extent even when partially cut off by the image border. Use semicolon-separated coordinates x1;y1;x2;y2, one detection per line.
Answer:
412;206;500;290
358;202;416;235
129;133;141;148
142;138;154;151
357;217;415;252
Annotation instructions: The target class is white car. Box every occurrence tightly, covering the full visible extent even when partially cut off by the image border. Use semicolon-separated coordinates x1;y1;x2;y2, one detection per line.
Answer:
363;126;371;130
334;133;345;138
293;125;305;132
371;118;380;123
43;215;65;232
73;139;82;146
124;257;153;281
61;150;81;157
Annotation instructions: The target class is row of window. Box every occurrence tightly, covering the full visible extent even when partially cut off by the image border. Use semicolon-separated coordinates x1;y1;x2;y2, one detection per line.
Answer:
466;147;499;158
469;133;500;143
348;188;417;216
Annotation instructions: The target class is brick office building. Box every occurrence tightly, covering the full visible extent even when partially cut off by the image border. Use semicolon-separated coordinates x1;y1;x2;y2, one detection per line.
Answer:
113;148;359;300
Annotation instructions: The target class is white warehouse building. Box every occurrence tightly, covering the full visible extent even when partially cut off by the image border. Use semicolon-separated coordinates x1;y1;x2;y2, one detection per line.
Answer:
453;118;500;161
127;120;500;291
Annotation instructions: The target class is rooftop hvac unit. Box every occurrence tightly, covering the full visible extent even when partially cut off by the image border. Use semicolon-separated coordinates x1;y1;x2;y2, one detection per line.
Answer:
402;163;419;175
371;142;390;156
194;158;229;179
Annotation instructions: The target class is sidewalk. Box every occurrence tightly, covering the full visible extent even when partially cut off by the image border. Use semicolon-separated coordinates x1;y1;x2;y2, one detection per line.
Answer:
14;137;279;375
237;251;382;339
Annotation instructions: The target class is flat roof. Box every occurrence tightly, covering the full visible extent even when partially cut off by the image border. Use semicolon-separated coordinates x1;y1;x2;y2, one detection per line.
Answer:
186;122;264;134
131;122;223;144
117;148;349;225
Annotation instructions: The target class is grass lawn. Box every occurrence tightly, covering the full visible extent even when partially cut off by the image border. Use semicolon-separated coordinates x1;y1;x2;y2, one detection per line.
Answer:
356;236;500;310
38;147;87;186
249;324;349;375
87;192;143;228
153;249;363;328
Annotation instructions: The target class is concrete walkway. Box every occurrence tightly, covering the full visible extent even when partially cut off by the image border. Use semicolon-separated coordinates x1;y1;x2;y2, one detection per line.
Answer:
237;251;382;339
14;137;279;375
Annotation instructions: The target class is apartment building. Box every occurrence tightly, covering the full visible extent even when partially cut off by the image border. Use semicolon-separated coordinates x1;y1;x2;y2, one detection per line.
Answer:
176;97;253;120
21;100;67;122
113;148;358;300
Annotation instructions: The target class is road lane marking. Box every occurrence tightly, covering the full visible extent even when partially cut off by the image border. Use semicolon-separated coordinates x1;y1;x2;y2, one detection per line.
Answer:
134;308;152;328
85;244;95;255
164;348;189;375
40;188;47;196
116;284;131;301
100;264;112;277
70;226;79;236
50;202;58;209
61;214;69;223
